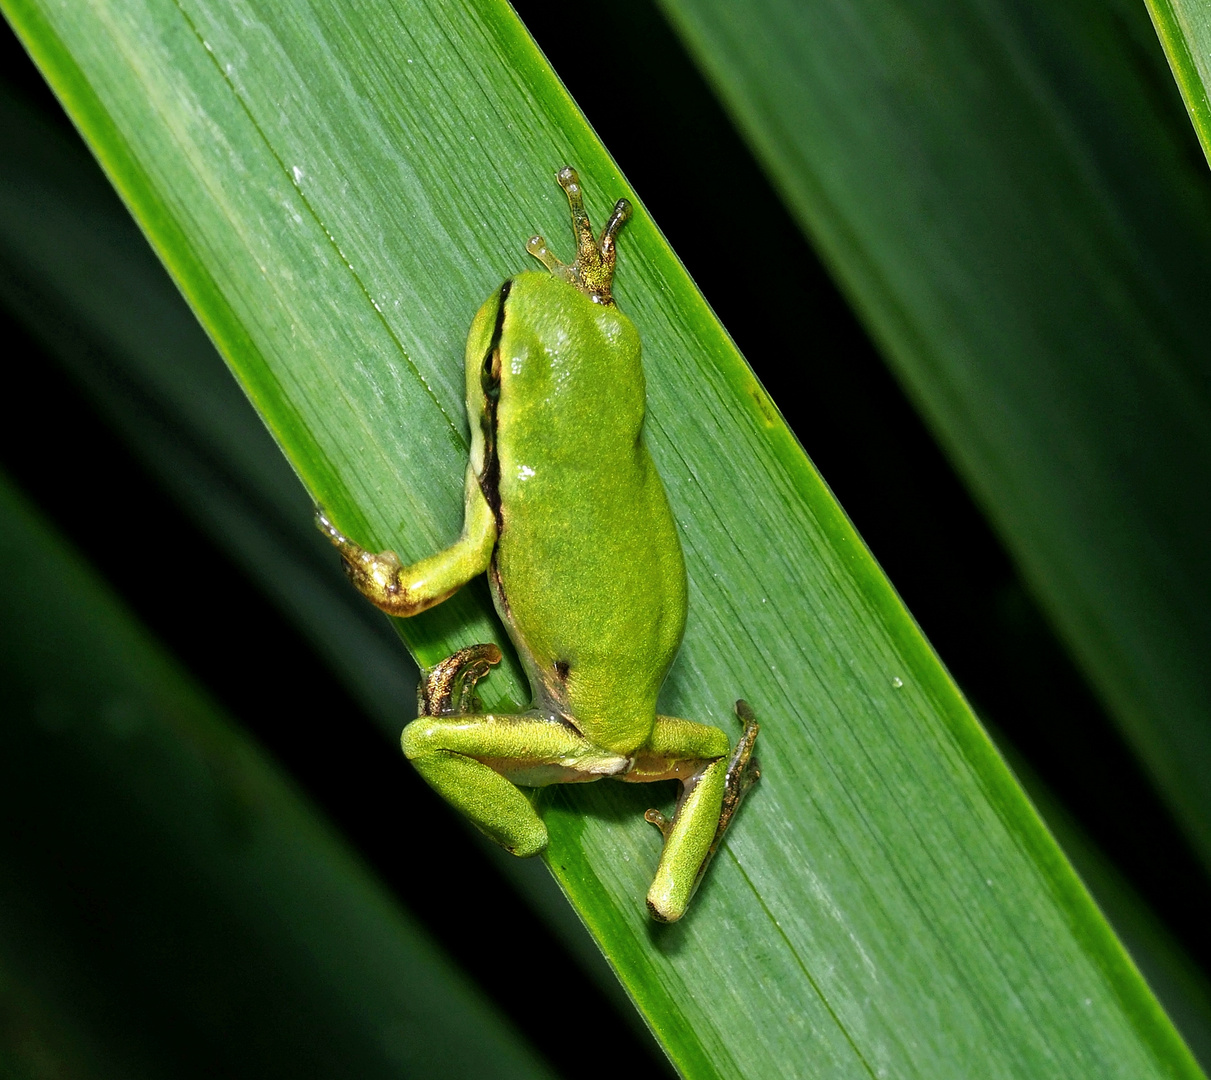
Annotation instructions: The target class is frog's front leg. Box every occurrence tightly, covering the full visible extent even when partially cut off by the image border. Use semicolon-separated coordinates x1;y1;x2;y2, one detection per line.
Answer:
316;467;496;616
624;706;761;923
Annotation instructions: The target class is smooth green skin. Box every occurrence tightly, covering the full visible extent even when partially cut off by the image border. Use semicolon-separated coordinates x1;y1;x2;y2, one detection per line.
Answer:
321;179;754;921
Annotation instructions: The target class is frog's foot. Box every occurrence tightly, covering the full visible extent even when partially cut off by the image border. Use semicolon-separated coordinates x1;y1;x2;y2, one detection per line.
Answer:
418;643;503;717
315;505;411;605
527;167;631;305
716;700;761;842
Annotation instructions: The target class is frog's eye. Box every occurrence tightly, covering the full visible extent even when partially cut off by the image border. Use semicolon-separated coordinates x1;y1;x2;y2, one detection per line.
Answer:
526;166;632;305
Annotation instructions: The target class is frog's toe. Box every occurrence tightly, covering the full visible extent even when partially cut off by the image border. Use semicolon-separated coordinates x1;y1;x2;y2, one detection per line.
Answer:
314;505;345;543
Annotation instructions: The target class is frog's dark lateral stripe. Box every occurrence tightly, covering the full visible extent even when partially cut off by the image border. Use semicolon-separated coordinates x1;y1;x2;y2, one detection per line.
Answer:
477;278;509;531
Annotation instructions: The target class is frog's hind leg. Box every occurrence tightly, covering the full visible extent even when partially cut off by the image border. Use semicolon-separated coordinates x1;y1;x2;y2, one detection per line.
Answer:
417;644;503;717
626;703;760;923
403;647;632;857
406;745;550;857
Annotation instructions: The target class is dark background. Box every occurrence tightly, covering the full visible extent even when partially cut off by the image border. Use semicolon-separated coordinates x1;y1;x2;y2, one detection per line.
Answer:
1;1;1208;1076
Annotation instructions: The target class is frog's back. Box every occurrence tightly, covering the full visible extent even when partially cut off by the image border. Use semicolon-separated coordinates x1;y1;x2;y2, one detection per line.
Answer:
471;272;686;753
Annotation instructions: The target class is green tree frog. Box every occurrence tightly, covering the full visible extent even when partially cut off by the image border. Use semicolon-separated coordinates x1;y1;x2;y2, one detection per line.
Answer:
318;167;759;922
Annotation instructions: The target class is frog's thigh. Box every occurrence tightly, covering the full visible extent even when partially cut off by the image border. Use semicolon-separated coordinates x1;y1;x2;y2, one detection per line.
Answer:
649;715;730;764
401;713;629;857
621;715;729;781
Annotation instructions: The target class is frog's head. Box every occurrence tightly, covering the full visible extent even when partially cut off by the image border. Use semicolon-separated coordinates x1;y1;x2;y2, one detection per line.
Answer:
526;166;631;306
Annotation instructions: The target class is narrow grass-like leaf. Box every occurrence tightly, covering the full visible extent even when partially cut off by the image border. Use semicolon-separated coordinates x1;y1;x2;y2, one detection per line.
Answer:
3;0;1202;1076
0;471;553;1080
1144;0;1211;166
654;0;1211;877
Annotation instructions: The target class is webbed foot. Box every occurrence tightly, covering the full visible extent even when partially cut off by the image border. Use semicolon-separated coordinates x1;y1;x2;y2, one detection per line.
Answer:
418;643;503;716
